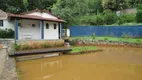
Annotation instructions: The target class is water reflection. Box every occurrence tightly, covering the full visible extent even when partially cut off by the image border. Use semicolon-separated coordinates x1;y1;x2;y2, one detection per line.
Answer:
18;59;64;80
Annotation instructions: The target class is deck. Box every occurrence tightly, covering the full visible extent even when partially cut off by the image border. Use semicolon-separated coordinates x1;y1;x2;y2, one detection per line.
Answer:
9;47;72;57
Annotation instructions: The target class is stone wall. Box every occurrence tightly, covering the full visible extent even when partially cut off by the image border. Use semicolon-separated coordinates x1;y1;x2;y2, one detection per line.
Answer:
70;39;142;48
0;49;7;79
0;40;17;80
120;8;137;14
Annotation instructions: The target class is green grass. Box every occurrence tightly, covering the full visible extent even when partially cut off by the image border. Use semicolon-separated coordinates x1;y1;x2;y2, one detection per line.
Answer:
71;46;97;53
71;36;142;44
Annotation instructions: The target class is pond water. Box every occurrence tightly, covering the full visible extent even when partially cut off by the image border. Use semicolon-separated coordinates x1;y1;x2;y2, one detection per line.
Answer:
17;47;142;80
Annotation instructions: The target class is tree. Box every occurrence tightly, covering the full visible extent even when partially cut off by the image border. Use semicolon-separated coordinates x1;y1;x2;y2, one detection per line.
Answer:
136;4;142;23
87;0;103;15
6;0;26;13
104;0;128;11
0;0;8;11
27;0;56;11
0;0;57;13
52;0;103;26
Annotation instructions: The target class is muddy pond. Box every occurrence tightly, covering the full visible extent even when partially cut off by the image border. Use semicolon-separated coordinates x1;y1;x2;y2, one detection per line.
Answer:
17;47;142;80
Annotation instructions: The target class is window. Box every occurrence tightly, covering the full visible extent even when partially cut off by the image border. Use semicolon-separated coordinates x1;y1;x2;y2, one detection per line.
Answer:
46;23;49;29
54;24;56;29
18;23;21;26
0;20;3;27
32;24;35;27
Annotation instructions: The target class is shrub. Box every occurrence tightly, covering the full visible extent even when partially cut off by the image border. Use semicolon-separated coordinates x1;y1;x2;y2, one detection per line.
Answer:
0;28;14;38
94;15;104;25
75;15;95;25
136;39;142;44
118;14;136;25
103;10;118;25
13;43;21;51
76;14;104;26
91;33;95;39
104;37;108;41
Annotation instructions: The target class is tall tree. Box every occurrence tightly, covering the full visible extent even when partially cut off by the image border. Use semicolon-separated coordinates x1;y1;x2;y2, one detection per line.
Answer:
104;0;128;11
27;0;56;11
0;0;8;11
6;0;25;13
0;0;57;13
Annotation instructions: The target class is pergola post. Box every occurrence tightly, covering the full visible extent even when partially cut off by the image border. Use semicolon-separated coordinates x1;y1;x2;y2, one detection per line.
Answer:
60;23;62;39
40;20;44;39
15;18;18;40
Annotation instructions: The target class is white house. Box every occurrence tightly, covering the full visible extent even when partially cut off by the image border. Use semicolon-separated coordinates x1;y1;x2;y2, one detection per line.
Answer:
0;9;65;40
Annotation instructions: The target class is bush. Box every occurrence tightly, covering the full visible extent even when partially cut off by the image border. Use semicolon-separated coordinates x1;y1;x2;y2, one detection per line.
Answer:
0;28;14;38
94;15;104;25
118;14;136;24
79;15;96;25
104;37;108;41
136;39;142;44
13;43;21;51
91;33;95;39
103;10;118;25
76;14;104;26
136;4;142;23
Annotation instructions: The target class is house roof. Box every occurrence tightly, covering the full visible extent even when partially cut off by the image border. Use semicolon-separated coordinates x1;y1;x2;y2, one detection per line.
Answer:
20;9;61;19
8;13;65;22
0;10;8;20
8;9;65;22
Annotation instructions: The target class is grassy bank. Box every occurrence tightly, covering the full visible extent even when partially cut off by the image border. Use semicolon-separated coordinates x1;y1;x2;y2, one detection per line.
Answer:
71;36;142;43
71;46;98;53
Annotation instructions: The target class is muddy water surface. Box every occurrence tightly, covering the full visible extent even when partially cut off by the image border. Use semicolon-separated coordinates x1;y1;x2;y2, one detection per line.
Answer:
17;47;142;80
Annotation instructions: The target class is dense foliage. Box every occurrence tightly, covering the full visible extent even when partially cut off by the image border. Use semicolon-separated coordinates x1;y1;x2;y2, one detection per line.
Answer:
0;29;14;38
0;0;56;13
0;0;142;26
136;4;142;23
52;0;142;26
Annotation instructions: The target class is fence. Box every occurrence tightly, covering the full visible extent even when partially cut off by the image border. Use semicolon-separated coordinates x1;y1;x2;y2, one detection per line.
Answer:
70;26;142;37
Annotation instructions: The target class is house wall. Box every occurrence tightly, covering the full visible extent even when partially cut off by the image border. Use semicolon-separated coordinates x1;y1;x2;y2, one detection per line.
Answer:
27;12;57;19
18;19;41;40
120;8;137;14
67;29;70;37
62;29;70;37
0;19;61;40
44;21;59;39
0;19;14;30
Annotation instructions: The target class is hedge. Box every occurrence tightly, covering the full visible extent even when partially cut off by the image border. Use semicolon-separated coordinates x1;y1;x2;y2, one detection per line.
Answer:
0;28;14;38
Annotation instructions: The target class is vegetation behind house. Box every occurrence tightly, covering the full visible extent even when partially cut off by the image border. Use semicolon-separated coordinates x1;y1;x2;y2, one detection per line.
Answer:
1;0;142;27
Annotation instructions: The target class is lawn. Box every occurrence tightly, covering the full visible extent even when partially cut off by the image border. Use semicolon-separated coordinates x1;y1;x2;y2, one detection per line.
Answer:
71;36;142;43
71;46;97;53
